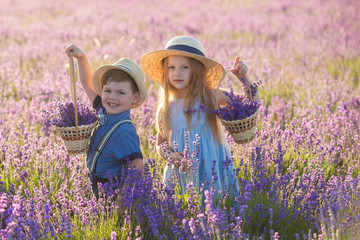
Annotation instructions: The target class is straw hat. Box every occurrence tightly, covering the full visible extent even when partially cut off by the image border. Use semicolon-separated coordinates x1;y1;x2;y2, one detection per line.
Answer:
92;58;147;108
141;36;225;89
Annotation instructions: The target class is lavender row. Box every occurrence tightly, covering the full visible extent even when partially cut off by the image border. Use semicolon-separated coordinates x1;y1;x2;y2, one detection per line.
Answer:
0;0;359;238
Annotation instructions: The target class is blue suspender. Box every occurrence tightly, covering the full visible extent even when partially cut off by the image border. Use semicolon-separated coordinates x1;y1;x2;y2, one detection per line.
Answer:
89;119;133;174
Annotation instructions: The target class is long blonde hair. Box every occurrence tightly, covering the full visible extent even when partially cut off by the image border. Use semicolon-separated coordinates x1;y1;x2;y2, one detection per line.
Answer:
156;56;224;143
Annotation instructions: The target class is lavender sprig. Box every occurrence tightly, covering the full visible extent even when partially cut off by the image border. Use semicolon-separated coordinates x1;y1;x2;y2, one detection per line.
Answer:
42;98;98;128
184;88;261;121
217;89;260;121
240;78;262;100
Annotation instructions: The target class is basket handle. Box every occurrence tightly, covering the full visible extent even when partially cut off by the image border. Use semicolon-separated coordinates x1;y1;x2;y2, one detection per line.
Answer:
215;70;230;110
215;70;253;109
242;73;253;100
69;52;79;136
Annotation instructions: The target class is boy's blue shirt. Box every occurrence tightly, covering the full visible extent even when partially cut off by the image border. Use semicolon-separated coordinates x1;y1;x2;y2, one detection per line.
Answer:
87;96;142;179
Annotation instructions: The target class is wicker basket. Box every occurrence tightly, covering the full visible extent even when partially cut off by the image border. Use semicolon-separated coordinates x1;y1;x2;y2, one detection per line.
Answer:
55;120;98;155
216;69;259;145
220;110;258;144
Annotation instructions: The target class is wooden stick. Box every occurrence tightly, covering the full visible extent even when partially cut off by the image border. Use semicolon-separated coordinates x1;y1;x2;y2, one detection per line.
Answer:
69;52;79;137
216;70;253;107
243;73;253;100
215;70;230;109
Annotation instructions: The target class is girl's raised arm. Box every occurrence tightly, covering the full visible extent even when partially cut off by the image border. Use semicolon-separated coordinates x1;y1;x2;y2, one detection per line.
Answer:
215;57;260;106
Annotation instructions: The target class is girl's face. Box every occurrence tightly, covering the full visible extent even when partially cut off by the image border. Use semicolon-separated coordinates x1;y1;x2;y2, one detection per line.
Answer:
101;81;139;115
167;56;191;98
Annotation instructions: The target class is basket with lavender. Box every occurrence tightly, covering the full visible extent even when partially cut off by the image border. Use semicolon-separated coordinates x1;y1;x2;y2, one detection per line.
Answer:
217;87;260;144
42;52;99;155
43;98;98;155
216;71;261;144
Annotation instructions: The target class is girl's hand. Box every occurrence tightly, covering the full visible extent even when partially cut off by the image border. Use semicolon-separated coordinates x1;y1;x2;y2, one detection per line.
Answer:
158;141;184;168
230;56;248;80
169;151;184;168
64;44;85;59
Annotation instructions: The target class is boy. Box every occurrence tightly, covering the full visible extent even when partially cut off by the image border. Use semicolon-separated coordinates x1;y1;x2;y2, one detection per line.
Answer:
65;44;146;198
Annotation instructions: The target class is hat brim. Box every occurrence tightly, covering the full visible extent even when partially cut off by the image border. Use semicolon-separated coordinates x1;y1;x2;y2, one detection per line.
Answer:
92;65;146;108
141;49;225;89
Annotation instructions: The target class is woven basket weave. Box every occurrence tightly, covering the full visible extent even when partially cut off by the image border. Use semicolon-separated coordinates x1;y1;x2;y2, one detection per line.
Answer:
216;70;259;145
56;120;98;155
220;110;258;144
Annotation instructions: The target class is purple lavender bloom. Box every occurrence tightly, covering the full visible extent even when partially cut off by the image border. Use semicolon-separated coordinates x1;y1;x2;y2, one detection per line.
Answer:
41;97;98;128
184;89;260;122
218;89;261;121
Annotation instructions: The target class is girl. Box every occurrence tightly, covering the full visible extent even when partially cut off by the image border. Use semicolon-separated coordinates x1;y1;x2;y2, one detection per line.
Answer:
141;36;260;200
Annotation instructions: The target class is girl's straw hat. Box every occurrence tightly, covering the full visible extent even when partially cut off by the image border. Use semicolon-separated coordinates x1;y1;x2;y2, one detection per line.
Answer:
141;36;225;88
92;58;147;108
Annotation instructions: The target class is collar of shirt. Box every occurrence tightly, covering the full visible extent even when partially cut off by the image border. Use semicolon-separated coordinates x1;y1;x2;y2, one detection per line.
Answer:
99;109;131;126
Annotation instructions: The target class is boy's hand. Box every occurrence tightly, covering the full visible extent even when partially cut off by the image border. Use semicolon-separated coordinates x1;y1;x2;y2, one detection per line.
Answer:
65;44;86;59
230;56;248;80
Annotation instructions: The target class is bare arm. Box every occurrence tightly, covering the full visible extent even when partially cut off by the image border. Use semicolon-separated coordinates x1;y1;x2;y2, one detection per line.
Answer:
156;132;183;168
130;158;144;174
215;57;260;106
120;157;143;196
65;44;97;104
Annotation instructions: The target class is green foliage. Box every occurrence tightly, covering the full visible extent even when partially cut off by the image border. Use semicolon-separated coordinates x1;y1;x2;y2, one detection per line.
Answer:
262;80;297;108
282;146;314;175
72;212;123;240
242;192;311;240
327;57;360;89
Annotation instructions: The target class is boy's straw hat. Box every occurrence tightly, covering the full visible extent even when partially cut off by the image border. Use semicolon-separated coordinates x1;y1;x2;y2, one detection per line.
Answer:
141;36;225;88
92;58;147;108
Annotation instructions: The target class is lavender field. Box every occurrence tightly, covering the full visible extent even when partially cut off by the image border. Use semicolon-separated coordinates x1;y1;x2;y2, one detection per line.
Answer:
1;0;360;239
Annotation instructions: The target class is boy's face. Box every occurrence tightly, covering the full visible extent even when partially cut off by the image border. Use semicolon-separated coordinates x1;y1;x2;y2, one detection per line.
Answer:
101;81;139;115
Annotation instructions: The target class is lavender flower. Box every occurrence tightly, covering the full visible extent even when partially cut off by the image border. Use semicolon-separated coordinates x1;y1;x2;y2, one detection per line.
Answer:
42;98;98;128
184;88;261;121
0;194;7;214
217;88;261;121
111;231;117;240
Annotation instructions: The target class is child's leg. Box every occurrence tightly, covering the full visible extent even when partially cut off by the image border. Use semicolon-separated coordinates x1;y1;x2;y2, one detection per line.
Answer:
89;175;110;199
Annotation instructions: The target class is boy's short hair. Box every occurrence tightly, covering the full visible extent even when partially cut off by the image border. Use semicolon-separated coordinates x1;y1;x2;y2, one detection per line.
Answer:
101;69;139;93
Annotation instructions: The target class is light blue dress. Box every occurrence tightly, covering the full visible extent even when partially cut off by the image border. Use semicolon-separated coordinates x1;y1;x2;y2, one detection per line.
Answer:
163;99;240;200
